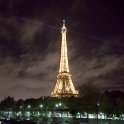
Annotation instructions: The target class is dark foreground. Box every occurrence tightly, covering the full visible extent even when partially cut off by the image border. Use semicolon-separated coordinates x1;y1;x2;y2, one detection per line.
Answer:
0;118;124;124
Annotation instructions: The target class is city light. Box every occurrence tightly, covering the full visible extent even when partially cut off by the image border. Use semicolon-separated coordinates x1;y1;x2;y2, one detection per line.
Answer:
39;104;43;108
55;104;58;107
55;103;62;108
59;103;62;106
28;105;31;108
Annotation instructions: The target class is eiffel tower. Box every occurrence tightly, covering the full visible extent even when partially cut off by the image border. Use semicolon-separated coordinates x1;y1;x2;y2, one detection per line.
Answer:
51;20;79;97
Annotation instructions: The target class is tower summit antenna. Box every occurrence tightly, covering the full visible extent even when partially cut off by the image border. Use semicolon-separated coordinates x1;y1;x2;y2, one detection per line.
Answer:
63;20;65;27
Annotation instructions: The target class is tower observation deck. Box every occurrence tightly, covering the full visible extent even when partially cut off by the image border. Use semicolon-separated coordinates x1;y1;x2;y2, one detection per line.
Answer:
51;20;79;97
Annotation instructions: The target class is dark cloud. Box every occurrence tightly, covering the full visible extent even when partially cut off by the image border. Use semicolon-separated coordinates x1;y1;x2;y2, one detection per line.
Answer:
19;22;43;44
0;0;123;100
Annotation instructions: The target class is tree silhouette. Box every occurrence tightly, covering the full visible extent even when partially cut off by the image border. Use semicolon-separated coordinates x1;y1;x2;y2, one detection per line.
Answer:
0;96;16;119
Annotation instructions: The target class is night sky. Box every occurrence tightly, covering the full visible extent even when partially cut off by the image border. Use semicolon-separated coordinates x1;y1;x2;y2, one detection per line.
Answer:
0;0;124;100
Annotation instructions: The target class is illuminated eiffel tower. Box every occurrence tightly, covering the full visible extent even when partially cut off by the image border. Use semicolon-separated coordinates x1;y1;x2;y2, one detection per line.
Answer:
51;20;79;97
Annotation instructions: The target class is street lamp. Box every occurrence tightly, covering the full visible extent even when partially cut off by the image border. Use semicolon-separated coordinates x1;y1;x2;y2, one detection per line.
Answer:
39;104;43;108
28;105;31;108
97;103;99;124
56;104;58;108
55;103;62;108
39;104;43;116
59;103;62;106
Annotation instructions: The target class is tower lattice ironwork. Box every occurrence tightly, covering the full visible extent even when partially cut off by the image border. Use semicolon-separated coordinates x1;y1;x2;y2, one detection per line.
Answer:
51;20;79;97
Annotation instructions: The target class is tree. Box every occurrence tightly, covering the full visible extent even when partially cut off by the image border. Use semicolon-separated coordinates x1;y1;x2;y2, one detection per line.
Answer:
115;97;124;119
99;93;113;118
0;96;16;119
16;99;24;120
77;84;102;121
78;84;102;109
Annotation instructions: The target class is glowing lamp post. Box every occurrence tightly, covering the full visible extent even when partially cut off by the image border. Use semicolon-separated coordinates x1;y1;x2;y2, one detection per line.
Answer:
59;103;62;106
56;104;59;108
55;103;62;108
28;105;31;108
39;104;43;116
39;104;43;108
97;103;99;124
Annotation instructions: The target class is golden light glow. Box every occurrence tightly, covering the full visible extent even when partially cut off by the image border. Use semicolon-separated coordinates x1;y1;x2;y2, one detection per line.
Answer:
51;20;79;97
